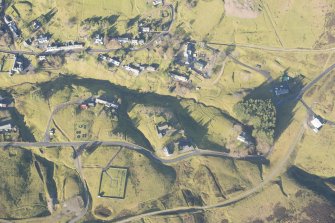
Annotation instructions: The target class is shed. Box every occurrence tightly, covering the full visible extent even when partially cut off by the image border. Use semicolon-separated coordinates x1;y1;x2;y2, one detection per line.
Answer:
310;116;323;133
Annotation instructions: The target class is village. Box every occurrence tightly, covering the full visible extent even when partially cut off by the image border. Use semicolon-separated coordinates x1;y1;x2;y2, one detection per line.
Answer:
1;1;335;222
0;0;204;93
0;0;331;151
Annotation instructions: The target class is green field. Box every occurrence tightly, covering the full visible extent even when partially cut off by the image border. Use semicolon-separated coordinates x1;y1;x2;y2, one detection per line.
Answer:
0;147;49;219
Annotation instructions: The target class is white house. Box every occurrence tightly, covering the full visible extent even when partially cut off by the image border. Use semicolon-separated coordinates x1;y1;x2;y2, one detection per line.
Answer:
108;58;120;67
0;103;8;108
237;135;247;144
310;116;323;133
95;98;119;109
0;123;12;132
95;98;108;105
38;56;46;61
124;65;140;76
36;35;49;44
170;73;188;83
138;39;145;45
46;42;84;52
117;37;130;44
141;27;150;33
146;66;157;72
131;39;138;46
153;0;163;6
94;34;104;45
10;55;24;74
105;102;119;109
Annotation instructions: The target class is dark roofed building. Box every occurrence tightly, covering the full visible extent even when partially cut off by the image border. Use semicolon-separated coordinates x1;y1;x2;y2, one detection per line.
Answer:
193;59;207;71
4;15;21;38
178;138;196;151
156;122;170;138
274;84;289;96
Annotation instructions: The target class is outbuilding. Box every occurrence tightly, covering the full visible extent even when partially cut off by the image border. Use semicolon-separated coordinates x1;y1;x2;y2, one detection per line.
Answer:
310;116;323;133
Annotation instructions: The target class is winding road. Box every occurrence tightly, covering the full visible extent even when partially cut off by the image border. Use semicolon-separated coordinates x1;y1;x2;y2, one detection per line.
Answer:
0;140;265;165
296;63;335;100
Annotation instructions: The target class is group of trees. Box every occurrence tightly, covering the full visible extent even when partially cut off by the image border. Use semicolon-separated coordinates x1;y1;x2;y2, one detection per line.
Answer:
81;15;119;26
234;99;276;145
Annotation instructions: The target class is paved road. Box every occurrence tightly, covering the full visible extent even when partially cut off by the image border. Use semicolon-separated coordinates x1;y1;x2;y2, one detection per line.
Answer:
0;140;264;164
275;63;335;107
296;63;335;100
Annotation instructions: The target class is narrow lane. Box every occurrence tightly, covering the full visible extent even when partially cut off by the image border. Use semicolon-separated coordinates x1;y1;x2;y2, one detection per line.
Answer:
0;140;265;164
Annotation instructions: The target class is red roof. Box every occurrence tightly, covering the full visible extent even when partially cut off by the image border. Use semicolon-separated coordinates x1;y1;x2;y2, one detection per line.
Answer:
80;104;88;109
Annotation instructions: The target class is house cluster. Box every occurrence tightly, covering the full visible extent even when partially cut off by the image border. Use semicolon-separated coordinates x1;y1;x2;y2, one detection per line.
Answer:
182;42;209;76
116;37;145;46
46;41;84;52
310;115;324;133
184;42;196;65
123;63;158;76
113;12;167;47
4;15;21;38
80;97;119;111
98;54;121;67
169;71;189;83
24;33;51;48
153;0;163;6
9;55;29;75
162;138;196;157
